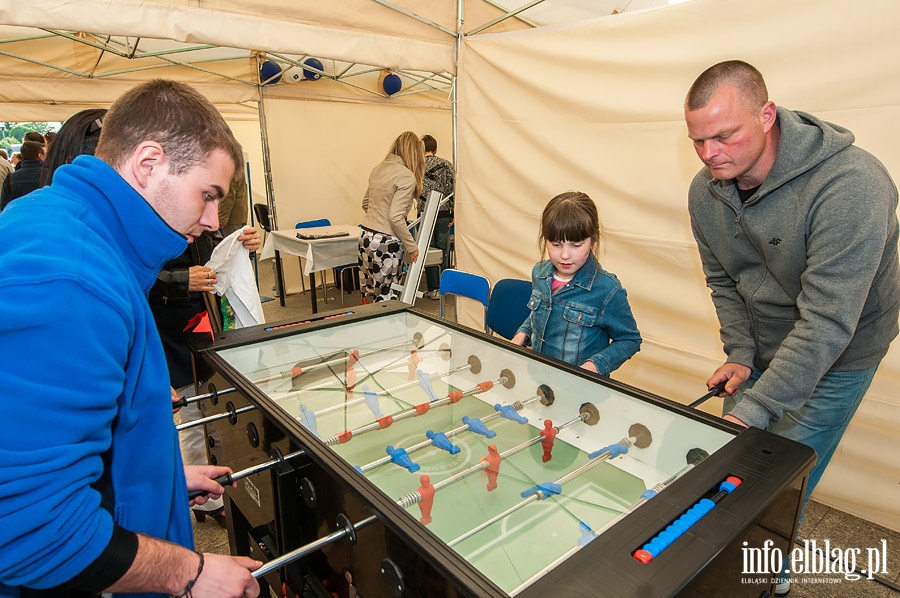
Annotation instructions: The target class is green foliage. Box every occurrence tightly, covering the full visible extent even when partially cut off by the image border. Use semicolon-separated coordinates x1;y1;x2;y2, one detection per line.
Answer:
3;122;53;143
0;122;57;153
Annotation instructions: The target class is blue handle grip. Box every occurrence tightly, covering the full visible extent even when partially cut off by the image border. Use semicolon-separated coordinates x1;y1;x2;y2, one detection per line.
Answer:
633;475;742;563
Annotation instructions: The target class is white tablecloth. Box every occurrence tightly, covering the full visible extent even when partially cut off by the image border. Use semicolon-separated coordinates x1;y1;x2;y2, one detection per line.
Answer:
259;225;361;275
260;224;442;274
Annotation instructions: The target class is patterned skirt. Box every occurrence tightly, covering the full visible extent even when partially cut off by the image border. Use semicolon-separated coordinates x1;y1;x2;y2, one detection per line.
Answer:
358;228;404;302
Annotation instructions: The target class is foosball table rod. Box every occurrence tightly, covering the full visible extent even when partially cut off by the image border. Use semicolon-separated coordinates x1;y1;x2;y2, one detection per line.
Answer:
448;423;653;547
252;513;378;579
511;447;710;593
187;448;306;500
321;369;516;447
358;384;555;474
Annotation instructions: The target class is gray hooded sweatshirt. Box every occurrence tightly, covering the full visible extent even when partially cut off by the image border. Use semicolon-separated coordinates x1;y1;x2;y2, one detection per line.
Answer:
689;107;900;429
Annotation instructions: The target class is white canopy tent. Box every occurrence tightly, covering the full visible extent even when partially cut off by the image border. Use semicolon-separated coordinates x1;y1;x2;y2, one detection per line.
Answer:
1;0;897;531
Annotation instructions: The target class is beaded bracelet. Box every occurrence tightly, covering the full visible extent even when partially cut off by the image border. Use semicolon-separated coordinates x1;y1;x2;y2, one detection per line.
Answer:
173;551;204;598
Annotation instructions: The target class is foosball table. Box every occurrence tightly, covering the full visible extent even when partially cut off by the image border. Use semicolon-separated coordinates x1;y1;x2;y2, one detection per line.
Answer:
187;301;815;597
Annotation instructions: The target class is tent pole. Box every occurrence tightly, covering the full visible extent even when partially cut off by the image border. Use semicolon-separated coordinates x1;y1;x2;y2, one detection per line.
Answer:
254;57;278;231
255;54;281;298
453;0;462;171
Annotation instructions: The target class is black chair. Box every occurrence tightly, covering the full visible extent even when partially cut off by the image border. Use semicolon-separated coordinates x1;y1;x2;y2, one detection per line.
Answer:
252;203;271;232
251;203;276;302
486;278;532;340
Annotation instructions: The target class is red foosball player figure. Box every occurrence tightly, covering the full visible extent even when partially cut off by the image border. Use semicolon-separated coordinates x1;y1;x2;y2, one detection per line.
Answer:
407;349;420;380
540;419;557;463
345;363;357;399
417;474;435;525
480;444;502;491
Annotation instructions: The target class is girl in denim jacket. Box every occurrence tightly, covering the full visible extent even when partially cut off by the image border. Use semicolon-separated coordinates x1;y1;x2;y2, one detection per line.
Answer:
512;192;641;375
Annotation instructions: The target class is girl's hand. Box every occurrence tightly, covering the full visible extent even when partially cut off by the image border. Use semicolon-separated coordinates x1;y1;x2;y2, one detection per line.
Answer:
580;360;599;373
510;332;528;346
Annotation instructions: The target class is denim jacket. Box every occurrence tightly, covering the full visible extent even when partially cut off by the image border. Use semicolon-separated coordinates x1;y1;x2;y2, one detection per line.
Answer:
517;254;641;376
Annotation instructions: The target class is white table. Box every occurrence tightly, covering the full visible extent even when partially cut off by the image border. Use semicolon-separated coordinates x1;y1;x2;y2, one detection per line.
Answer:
259;224;360;312
259;224;440;312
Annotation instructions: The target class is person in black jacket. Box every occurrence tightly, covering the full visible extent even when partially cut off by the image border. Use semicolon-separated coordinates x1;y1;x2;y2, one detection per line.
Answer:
150;195;260;523
0;140;44;211
417;134;455;299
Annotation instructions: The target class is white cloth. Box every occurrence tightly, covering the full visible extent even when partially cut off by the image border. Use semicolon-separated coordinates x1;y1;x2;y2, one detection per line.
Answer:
206;228;265;328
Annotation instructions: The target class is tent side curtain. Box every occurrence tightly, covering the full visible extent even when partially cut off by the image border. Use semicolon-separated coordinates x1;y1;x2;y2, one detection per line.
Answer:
455;0;900;531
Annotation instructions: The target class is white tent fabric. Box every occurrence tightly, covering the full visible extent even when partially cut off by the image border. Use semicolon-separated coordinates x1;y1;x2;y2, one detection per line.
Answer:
1;0;455;74
1;0;897;531
456;0;900;530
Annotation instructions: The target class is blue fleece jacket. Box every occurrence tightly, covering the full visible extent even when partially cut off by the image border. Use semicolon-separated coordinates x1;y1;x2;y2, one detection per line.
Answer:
0;155;193;597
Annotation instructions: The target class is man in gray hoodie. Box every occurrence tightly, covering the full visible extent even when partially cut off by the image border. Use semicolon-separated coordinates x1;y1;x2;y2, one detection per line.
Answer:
685;60;900;593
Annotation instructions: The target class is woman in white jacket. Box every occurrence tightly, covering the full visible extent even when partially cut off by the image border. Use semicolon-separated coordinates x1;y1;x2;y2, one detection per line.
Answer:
358;131;425;302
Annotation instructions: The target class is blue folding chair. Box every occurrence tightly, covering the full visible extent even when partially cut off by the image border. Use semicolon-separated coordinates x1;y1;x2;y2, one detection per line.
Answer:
439;269;491;333
296;218;332;298
486;278;532;340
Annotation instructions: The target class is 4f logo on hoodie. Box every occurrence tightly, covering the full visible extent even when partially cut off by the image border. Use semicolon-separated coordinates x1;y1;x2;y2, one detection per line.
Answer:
768;238;781;246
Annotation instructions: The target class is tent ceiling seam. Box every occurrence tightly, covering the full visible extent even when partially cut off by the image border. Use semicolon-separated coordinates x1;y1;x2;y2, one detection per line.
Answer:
476;0;539;28
366;0;458;38
43;29;130;58
0;49;89;78
87;34;109;77
467;0;549;35
101;36;255;86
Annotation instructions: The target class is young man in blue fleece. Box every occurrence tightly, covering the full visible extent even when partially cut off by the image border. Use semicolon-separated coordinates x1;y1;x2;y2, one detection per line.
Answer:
0;80;261;598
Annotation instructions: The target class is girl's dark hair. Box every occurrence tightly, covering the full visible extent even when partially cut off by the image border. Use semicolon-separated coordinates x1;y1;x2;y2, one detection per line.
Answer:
539;191;602;258
40;108;108;186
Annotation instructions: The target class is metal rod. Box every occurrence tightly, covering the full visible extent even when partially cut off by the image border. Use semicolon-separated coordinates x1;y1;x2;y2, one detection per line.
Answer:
367;0;458;36
394;415;585;511
252;515;378;578
509;461;699;596
313;363;471;418
173;386;237;408
249;334;429;387
295;340;414;377
466;0;548;36
322;374;506;447
436;416;583;492
188;450;306;499
175;404;255;431
252;369;300;385
360;393;543;473
448;435;633;546
688;381;727;409
347;332;449;391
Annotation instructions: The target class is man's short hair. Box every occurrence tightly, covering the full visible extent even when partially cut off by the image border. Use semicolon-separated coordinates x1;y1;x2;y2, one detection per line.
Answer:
686;60;768;112
21;141;44;161
0;149;7;160
23;131;45;144
95;79;242;176
421;134;437;154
